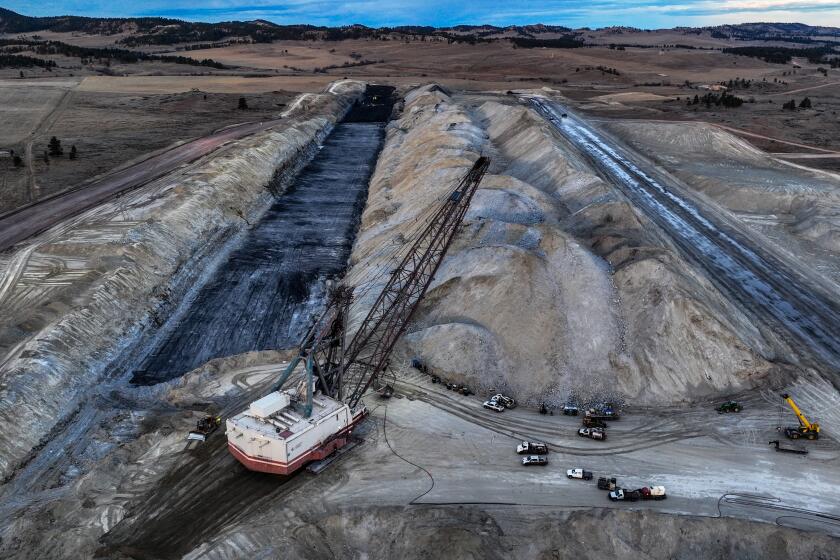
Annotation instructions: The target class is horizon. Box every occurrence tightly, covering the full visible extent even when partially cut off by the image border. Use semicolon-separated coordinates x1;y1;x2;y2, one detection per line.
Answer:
4;1;840;30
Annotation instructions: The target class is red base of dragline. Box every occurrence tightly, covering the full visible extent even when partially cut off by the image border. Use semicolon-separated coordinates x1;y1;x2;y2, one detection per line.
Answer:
228;410;367;475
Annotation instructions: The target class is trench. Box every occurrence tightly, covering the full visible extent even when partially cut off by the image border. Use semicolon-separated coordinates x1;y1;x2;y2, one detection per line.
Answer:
95;86;396;559
131;86;395;385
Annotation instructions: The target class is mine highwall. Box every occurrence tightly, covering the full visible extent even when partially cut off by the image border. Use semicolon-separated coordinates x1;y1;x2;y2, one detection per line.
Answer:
0;83;365;480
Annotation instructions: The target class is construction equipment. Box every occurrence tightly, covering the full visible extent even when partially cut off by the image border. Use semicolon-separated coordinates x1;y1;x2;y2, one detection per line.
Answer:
780;393;820;440
716;401;742;413
597;476;618;490
188;415;221;442
226;157;491;475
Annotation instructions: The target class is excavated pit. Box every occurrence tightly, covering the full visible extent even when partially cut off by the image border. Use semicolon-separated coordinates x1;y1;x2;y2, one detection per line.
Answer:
131;86;395;384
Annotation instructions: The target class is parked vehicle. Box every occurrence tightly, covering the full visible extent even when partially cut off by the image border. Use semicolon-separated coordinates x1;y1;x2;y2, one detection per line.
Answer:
563;404;579;416
517;441;549;454
585;404;620;421
187;415;221;442
609;488;640;502
597;477;618;490
578;427;606;440
716;401;742;413
566;468;593;480
483;400;505;413
582;417;607;429
431;375;440;384
411;358;428;373
638;486;667;500
522;455;548;466
460;386;474;396
490;394;516;409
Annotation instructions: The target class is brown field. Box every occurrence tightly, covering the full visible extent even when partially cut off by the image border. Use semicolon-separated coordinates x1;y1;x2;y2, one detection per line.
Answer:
2;33;840;209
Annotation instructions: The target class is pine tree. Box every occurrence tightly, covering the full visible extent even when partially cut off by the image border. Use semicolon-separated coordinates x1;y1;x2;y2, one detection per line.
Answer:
69;145;77;160
238;97;248;110
799;97;812;109
48;136;63;156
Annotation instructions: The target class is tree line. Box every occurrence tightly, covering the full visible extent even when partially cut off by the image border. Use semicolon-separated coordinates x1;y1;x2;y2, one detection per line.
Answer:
0;38;224;69
722;45;836;64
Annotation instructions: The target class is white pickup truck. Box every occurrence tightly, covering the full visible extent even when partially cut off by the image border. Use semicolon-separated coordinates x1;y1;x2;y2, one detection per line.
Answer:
517;441;548;454
566;468;593;480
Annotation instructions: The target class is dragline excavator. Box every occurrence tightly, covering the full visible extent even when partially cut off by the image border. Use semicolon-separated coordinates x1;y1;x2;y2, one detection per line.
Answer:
225;157;490;475
780;393;820;440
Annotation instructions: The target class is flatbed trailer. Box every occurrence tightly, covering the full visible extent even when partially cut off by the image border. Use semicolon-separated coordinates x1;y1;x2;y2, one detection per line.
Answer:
769;440;809;455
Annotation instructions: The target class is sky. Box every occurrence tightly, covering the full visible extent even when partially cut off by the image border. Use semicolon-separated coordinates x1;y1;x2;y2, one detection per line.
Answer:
4;0;840;29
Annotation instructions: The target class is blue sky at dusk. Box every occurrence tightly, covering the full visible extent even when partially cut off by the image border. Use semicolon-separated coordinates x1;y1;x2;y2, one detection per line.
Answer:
4;1;840;28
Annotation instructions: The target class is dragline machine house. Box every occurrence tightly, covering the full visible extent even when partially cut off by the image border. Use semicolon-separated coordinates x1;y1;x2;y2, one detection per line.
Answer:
227;157;491;475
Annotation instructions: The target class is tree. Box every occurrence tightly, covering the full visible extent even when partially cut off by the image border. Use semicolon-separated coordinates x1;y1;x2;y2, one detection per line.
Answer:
43;151;49;164
19;71;23;78
69;145;77;160
12;155;22;167
782;99;796;110
799;97;812;109
48;136;63;156
238;97;248;110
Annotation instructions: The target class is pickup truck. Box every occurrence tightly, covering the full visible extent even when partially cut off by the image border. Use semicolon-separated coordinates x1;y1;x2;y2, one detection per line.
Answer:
609;488;640;502
563;404;579;416
490;394;516;409
582;416;607;429
566;468;593;480
483;400;505;412
578;427;607;440
638;486;667;500
517;441;549;454
585;406;620;421
522;455;548;466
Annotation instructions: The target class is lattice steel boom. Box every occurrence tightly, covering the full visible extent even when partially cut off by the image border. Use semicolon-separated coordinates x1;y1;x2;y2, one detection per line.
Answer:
341;156;490;408
276;156;490;415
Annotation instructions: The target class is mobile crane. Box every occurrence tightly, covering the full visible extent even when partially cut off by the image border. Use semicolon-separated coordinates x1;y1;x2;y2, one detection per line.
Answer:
780;393;820;440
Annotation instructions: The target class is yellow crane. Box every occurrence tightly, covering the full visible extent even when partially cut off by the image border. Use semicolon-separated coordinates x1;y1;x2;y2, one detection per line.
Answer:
781;393;820;440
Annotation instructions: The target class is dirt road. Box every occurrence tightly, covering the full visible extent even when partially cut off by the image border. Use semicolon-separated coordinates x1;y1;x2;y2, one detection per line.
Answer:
529;96;840;373
23;88;76;202
0;118;285;252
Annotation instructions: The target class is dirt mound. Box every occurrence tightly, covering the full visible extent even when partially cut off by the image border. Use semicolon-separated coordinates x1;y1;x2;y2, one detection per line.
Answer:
606;120;840;266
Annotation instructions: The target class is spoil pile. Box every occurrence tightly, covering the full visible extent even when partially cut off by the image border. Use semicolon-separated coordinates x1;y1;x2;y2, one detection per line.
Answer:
346;86;773;406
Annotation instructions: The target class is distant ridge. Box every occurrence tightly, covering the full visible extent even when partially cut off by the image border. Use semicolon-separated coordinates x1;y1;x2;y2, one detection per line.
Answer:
1;8;838;46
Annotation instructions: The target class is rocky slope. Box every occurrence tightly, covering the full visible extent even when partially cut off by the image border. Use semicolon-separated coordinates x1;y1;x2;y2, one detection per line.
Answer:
259;506;840;560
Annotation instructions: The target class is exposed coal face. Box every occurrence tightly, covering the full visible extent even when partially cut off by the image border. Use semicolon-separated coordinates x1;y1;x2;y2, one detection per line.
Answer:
131;119;386;384
343;85;397;122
